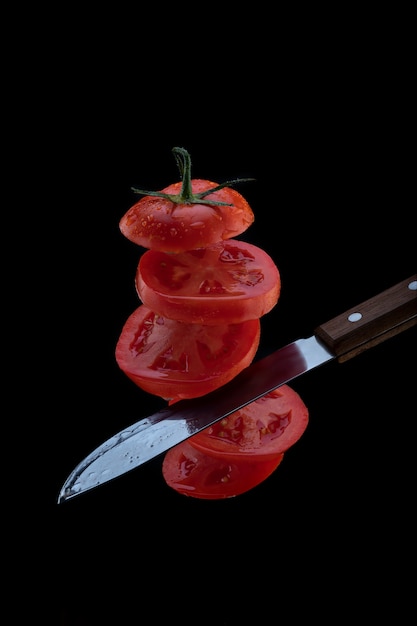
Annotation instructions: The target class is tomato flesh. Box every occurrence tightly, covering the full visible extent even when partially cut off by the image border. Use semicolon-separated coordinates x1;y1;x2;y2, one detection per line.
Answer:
188;385;309;461
119;179;255;253
162;440;284;499
136;239;281;325
115;304;261;402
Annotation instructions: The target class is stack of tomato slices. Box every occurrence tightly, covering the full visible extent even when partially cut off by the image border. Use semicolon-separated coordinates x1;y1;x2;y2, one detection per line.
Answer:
116;147;309;499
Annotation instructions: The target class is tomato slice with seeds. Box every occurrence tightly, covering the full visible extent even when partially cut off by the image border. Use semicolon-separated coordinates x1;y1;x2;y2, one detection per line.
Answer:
135;239;281;325
115;304;261;402
188;385;309;461
162;440;284;499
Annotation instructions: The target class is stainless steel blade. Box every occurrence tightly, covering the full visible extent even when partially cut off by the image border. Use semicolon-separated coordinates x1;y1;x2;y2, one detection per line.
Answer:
58;336;332;502
58;275;417;503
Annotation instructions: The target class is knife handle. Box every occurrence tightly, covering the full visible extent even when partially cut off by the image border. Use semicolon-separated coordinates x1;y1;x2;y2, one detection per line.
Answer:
314;274;417;363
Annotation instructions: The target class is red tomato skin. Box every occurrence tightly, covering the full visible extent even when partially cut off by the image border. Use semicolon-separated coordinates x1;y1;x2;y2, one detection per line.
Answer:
135;240;281;325
119;179;255;252
115;304;261;401
162;440;284;499
188;385;309;461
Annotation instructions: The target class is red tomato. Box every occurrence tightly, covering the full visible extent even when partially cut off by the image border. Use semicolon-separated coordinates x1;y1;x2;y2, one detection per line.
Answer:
135;239;281;325
115;304;261;402
188;385;309;461
162;440;284;499
119;179;255;253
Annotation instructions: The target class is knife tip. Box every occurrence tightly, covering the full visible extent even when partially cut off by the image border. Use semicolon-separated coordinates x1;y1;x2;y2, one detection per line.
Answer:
57;489;68;504
57;483;77;504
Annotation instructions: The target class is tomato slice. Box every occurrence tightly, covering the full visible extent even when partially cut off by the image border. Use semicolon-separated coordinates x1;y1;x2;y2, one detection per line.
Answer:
162;440;284;499
119;179;255;253
135;239;281;325
115;304;261;401
188;385;309;461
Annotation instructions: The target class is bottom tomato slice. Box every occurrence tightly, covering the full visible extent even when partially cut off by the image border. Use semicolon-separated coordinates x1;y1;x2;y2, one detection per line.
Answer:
115;304;261;401
162;440;284;499
188;385;309;461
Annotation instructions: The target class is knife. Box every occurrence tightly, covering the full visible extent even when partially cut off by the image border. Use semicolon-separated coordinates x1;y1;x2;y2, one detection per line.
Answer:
58;274;417;503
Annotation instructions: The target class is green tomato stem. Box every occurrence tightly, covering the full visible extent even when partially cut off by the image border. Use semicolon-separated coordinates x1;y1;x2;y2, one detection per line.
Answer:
131;146;255;208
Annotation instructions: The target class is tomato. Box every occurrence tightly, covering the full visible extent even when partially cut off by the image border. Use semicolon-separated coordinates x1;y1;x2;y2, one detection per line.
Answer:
162;440;284;499
135;239;281;325
115;304;261;402
188;385;309;461
120;179;255;253
119;147;255;252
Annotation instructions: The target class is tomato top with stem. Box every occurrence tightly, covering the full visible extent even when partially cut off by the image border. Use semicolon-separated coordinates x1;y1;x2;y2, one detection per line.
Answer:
119;147;256;252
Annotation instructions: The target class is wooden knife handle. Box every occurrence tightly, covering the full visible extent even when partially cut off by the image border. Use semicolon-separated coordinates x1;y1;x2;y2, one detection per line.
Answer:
314;275;417;362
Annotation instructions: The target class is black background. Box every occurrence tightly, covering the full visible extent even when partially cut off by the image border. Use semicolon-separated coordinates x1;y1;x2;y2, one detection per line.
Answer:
11;13;416;625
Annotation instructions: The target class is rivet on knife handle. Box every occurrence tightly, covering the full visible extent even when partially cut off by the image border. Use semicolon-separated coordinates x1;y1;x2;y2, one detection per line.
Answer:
314;275;417;363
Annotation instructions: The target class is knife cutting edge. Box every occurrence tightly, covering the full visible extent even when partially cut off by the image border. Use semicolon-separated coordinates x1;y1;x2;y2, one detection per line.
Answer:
58;275;417;503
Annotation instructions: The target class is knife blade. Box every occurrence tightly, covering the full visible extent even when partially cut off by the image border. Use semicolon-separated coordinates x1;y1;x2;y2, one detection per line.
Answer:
58;274;417;503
